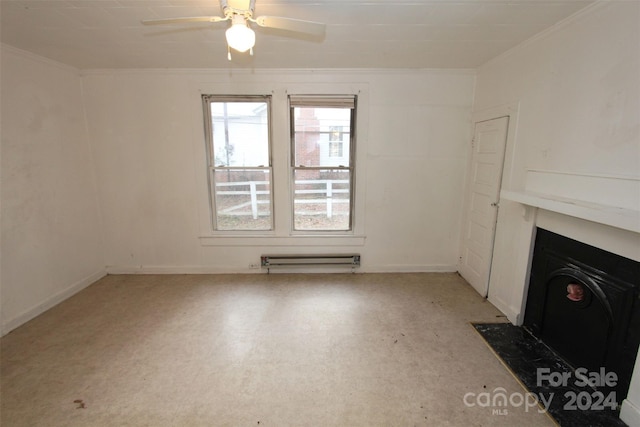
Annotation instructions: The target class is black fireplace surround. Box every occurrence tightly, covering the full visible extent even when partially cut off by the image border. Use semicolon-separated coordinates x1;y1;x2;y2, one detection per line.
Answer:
524;228;640;399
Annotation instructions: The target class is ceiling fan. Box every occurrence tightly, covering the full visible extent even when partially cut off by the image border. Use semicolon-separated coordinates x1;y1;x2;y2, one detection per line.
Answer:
142;0;326;60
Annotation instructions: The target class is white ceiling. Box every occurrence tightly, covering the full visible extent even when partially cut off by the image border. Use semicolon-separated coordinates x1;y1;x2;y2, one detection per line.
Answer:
1;0;595;69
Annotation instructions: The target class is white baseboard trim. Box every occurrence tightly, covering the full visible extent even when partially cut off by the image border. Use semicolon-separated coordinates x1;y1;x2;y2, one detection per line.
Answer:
105;264;458;275
361;264;458;273
2;269;107;336
621;398;640;427
105;265;260;274
486;296;521;325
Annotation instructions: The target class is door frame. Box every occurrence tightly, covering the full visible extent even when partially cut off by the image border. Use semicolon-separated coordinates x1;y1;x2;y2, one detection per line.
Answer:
458;103;520;297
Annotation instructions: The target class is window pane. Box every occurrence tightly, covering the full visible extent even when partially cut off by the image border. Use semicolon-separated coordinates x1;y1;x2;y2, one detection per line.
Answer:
293;107;351;167
210;102;269;167
293;169;351;231
213;169;272;231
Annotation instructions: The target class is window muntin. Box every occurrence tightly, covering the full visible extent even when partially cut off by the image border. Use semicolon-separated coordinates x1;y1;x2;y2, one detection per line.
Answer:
290;96;356;232
203;96;272;231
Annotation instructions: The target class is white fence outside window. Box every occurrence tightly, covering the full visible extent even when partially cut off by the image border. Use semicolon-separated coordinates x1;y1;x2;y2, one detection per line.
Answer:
216;179;349;219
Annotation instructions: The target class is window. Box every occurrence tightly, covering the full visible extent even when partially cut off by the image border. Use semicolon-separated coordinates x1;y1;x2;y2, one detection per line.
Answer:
202;95;272;231
289;95;357;231
201;93;359;236
329;126;344;157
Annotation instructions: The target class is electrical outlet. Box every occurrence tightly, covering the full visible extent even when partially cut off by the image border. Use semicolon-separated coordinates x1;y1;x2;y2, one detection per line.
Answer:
248;263;260;269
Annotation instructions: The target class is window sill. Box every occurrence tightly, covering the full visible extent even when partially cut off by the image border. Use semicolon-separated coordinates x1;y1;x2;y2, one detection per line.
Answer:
199;235;366;247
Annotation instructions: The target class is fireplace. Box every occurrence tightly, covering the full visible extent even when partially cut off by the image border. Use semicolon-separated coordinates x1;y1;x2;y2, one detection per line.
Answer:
524;228;640;399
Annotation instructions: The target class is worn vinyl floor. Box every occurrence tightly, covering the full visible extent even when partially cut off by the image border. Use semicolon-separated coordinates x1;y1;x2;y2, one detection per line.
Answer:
1;273;556;426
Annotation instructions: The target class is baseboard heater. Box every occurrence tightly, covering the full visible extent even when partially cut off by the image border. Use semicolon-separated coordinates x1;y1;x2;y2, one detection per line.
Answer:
261;254;361;273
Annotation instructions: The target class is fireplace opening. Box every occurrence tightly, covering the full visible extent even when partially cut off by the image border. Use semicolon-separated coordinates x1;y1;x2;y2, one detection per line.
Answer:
524;228;640;399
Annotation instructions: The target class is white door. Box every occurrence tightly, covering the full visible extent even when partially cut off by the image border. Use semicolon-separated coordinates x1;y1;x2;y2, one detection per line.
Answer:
459;116;509;297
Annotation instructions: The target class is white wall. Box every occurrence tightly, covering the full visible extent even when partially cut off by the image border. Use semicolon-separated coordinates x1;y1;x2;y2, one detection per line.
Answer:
474;2;639;189
471;2;640;424
80;69;474;273
1;46;105;334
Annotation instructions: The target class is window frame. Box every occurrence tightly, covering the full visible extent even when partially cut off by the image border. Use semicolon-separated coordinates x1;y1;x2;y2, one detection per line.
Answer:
202;94;274;233
288;95;357;234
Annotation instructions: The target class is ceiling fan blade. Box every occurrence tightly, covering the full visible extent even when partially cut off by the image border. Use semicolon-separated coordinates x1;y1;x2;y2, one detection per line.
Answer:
141;16;227;25
253;16;325;36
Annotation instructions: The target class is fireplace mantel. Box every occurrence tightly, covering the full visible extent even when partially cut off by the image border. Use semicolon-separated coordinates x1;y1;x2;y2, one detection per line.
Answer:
499;170;640;234
501;190;640;234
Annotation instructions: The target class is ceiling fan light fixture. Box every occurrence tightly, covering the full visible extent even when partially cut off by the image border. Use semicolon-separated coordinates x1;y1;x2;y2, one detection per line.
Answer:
226;16;255;52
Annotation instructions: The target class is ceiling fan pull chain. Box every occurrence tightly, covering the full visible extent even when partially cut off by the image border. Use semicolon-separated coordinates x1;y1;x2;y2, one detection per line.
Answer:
227;45;232;61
